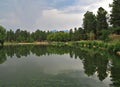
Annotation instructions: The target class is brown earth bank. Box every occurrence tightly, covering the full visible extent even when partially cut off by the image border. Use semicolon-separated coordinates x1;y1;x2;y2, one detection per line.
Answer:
116;51;120;56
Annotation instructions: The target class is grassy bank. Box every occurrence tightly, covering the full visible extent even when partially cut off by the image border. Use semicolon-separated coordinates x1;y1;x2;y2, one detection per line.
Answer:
48;41;120;56
3;40;120;56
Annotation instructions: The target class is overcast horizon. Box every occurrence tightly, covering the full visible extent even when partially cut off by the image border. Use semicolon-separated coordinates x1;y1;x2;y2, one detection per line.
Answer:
0;0;113;32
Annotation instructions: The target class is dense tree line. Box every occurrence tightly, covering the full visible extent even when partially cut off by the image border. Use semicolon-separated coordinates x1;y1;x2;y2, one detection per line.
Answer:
5;27;87;42
0;0;120;45
5;29;48;42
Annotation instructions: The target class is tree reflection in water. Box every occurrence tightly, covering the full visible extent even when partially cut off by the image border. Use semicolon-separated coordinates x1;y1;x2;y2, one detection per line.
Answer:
0;46;6;64
0;45;120;87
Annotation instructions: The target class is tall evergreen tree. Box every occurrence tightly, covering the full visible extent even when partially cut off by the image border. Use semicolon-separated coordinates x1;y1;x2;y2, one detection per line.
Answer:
97;7;108;30
0;25;6;46
83;11;97;39
74;28;78;41
83;11;97;33
6;29;15;42
110;0;120;27
97;7;108;38
69;29;74;41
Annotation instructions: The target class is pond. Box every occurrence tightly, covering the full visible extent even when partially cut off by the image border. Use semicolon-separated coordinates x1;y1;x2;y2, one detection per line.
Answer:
0;45;120;87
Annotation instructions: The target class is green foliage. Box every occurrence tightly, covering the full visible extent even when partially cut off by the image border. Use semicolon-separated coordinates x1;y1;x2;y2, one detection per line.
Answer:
6;29;48;43
0;47;6;64
69;28;87;41
6;29;15;42
99;30;110;42
69;40;120;56
69;29;74;41
14;29;32;42
0;25;6;46
83;11;97;33
110;27;120;35
97;7;108;30
110;0;120;27
0;25;6;41
96;7;108;39
108;42;120;53
47;31;69;42
31;30;47;41
83;11;97;40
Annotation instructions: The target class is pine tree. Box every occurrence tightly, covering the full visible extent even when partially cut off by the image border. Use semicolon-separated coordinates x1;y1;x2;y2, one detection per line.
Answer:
83;11;97;33
96;7;108;38
110;0;120;27
0;25;6;46
97;7;108;30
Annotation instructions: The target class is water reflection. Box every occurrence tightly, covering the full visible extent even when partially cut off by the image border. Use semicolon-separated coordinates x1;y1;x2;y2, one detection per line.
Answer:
0;46;6;64
0;45;120;87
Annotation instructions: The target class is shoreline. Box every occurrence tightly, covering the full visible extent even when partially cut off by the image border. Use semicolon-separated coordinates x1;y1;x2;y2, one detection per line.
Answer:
4;41;49;46
3;41;120;56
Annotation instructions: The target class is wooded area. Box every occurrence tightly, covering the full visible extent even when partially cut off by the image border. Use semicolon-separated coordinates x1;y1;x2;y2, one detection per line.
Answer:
0;0;120;45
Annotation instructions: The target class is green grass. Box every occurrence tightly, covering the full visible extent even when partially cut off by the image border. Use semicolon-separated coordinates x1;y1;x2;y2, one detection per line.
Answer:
3;40;120;56
67;40;120;56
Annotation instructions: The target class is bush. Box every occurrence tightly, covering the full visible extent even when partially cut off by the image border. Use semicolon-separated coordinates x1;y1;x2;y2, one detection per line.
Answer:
113;42;120;52
108;42;120;54
99;30;110;42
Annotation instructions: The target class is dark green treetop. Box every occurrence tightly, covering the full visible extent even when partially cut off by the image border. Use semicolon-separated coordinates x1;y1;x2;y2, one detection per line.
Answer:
97;7;108;30
83;11;97;33
110;0;120;27
0;25;6;41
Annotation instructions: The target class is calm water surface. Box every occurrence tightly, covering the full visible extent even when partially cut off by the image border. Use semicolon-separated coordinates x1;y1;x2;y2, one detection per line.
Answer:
0;45;120;87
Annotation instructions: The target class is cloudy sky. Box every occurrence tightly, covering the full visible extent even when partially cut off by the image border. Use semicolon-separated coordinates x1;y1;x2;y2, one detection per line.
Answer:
0;0;113;32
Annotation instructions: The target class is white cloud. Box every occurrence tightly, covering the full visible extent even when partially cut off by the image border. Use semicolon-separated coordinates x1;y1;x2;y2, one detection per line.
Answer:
65;0;113;14
90;0;113;14
35;9;83;31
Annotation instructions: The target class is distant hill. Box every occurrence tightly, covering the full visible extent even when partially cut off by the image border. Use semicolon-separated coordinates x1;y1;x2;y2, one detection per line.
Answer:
50;30;69;32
